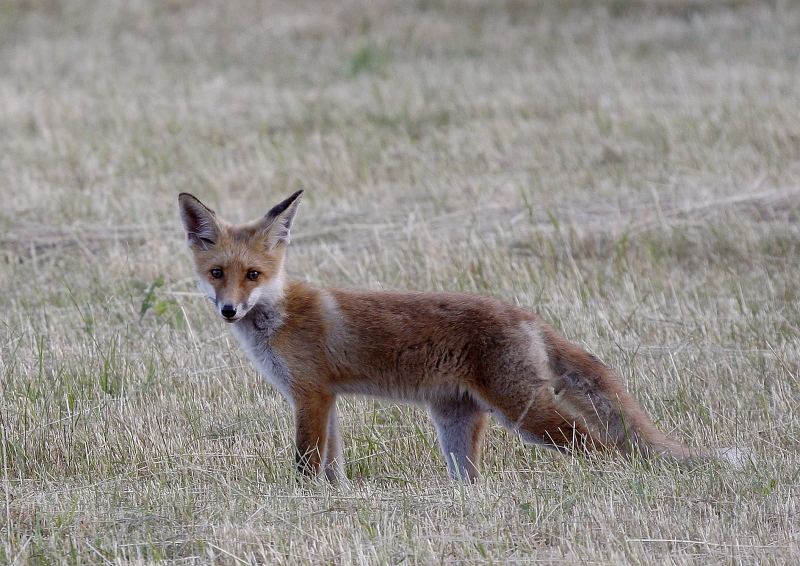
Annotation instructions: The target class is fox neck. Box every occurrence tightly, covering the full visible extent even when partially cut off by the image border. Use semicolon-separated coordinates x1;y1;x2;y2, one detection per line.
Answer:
236;269;288;331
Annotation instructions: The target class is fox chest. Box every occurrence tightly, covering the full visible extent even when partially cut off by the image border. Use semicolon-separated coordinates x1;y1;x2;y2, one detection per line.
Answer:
231;322;294;403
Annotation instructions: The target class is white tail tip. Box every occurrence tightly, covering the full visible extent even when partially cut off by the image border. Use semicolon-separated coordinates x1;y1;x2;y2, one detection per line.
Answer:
717;446;751;468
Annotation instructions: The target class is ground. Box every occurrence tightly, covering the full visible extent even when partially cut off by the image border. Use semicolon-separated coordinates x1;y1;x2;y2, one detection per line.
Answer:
1;0;799;563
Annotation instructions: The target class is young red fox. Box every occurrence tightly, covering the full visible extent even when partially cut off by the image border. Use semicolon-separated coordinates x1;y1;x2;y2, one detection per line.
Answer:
179;191;698;483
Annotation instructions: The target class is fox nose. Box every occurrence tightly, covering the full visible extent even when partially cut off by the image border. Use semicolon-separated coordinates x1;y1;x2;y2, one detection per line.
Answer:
220;305;237;319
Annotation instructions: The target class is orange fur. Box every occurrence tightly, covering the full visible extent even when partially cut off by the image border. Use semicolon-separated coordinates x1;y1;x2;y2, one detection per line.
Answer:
179;191;698;483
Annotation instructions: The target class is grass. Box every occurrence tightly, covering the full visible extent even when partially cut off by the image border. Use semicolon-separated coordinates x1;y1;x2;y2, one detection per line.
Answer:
1;0;800;563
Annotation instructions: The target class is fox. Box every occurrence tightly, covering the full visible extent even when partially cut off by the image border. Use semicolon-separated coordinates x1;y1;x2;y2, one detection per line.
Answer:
178;190;700;483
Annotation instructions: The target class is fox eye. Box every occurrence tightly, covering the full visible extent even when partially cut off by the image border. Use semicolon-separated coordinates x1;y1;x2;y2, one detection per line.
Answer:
210;268;223;279
246;270;260;281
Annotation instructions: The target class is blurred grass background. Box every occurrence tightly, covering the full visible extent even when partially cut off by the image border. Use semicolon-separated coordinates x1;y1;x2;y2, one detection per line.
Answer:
1;0;799;563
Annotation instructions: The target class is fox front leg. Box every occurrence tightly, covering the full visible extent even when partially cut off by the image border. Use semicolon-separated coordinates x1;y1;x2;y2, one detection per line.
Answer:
293;392;338;481
323;400;345;483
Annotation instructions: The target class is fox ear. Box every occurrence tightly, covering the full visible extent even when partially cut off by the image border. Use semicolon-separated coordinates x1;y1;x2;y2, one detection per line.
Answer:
257;190;303;249
178;193;220;250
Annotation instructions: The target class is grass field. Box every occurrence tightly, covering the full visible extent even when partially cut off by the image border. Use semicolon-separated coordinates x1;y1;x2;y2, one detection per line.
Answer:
2;0;800;563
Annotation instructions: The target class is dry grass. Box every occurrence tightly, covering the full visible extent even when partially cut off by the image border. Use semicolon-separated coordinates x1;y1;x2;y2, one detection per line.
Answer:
2;0;800;563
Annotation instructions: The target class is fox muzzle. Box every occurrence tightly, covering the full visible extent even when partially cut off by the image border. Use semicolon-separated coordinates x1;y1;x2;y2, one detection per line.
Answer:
220;304;238;321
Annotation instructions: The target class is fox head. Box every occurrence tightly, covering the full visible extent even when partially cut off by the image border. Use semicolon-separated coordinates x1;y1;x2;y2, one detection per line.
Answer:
178;191;303;323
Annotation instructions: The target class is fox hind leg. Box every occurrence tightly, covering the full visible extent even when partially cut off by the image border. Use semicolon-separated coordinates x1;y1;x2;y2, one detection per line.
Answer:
549;371;623;451
470;376;592;454
428;393;488;483
548;369;673;457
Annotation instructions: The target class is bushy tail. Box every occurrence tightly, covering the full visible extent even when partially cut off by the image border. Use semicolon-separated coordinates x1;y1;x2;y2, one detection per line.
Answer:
548;368;701;464
544;330;705;466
